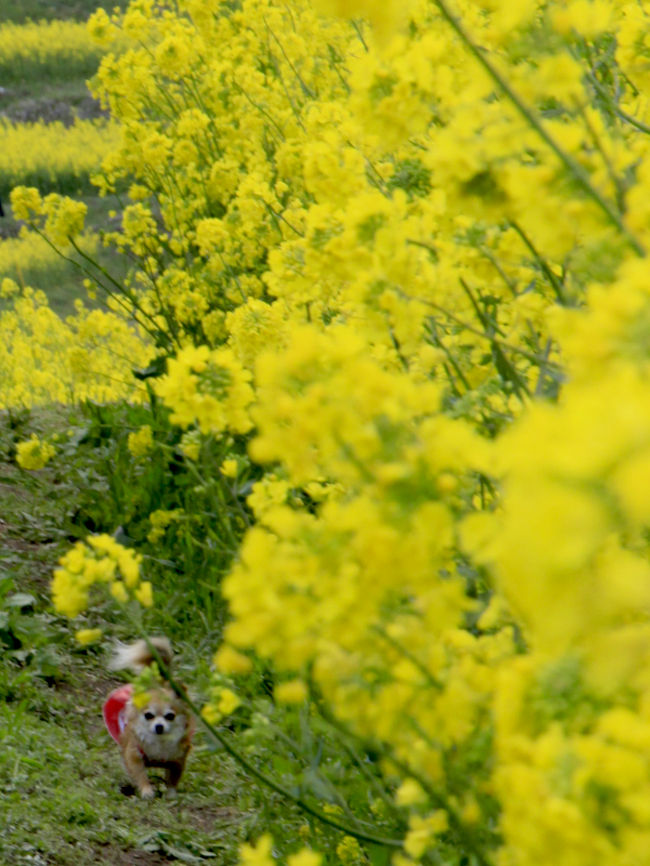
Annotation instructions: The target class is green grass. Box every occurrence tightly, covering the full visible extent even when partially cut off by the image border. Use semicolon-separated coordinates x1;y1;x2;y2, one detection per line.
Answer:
0;681;249;865
0;50;105;87
0;0;127;24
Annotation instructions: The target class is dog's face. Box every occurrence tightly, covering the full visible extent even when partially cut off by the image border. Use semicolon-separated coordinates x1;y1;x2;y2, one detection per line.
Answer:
133;688;188;749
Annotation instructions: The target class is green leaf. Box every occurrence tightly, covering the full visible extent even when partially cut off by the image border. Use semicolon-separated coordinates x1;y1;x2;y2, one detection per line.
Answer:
368;843;393;866
5;593;36;609
133;356;167;381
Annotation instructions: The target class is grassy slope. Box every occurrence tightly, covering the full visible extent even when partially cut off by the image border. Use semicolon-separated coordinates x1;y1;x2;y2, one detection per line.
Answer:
0;407;303;865
0;0;127;23
0;618;246;866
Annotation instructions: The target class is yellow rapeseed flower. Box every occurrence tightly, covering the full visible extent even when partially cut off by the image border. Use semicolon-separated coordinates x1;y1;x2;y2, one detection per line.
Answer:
75;628;103;645
16;434;55;470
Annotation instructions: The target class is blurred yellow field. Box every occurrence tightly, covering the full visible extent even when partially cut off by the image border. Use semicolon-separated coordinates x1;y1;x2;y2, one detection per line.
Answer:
0;118;120;195
0;279;152;409
0;19;121;81
0;228;98;277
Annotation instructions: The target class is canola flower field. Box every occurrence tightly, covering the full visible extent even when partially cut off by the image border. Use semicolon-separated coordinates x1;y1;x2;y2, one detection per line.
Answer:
0;8;127;315
0;19;123;82
5;0;650;864
0;119;120;196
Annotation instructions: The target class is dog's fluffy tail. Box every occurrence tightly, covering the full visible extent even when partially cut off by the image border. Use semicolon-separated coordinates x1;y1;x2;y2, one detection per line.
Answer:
109;637;173;673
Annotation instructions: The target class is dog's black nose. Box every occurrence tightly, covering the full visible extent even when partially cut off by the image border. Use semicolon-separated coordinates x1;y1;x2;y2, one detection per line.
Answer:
154;723;165;734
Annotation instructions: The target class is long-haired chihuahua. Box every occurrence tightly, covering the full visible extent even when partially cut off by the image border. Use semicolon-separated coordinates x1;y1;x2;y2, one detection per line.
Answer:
102;637;193;798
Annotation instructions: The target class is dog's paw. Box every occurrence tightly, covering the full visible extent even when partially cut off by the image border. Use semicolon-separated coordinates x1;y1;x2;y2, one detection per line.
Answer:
165;787;178;799
140;785;155;800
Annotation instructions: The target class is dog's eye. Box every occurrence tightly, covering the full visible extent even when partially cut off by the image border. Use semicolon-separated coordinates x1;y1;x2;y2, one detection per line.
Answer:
164;712;176;721
143;711;155;720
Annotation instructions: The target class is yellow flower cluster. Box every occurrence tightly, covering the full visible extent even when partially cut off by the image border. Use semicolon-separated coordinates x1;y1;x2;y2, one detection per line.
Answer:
239;834;321;866
38;0;650;862
9;188;87;245
155;345;254;435
127;424;154;458
201;685;241;724
0;280;152;409
79;0;356;343
15;434;55;470
336;836;364;866
75;627;103;645
52;534;150;619
147;508;183;543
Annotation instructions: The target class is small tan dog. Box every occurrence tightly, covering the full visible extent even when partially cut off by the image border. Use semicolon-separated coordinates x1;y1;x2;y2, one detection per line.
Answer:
103;637;193;799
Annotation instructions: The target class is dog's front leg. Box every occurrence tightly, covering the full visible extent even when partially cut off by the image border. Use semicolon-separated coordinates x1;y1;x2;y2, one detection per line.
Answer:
122;743;154;799
164;759;185;794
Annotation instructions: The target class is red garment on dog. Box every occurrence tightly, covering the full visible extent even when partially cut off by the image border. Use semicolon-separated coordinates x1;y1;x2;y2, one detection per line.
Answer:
103;683;134;743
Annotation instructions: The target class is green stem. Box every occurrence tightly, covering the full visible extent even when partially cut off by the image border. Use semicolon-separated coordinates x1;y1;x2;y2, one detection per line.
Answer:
372;624;443;690
583;63;650;135
426;319;472;393
68;236;168;343
479;245;518;297
398;286;561;369
452;273;531;398
265;19;315;98
508;221;569;306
